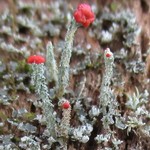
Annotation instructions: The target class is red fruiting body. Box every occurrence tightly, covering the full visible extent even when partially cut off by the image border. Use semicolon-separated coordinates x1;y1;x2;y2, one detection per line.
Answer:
62;101;70;109
27;55;45;64
106;53;112;58
73;3;95;27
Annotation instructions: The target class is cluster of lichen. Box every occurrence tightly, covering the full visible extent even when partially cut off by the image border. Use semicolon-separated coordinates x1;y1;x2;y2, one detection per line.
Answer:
0;0;150;150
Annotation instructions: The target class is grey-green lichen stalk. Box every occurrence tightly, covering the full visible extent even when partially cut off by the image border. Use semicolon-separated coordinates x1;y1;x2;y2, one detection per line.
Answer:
57;19;78;98
99;48;114;129
99;48;114;106
59;100;71;150
96;48;125;149
31;64;56;138
46;42;58;83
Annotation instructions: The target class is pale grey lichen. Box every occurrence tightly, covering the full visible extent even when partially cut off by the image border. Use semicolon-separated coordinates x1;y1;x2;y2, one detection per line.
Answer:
0;26;12;35
12;108;28;118
70;123;93;143
114;48;128;59
13;33;29;42
126;88;149;111
0;88;13;105
7;119;19;127
112;138;123;150
19;136;40;150
126;88;150;137
73;98;88;124
95;133;123;150
99;48;116;129
2;1;149;149
99;49;126;130
125;60;145;73
16;16;42;36
140;125;150;137
0;122;4;127
16;82;30;93
18;1;35;13
0;134;18;150
30;38;42;50
18;122;37;133
101;30;113;43
30;63;56;139
115;117;127;130
95;134;111;143
127;116;145;134
92;10;140;47
43;23;60;37
59;104;71;150
97;48;125;149
46;41;58;83
89;105;100;118
135;106;149;116
50;1;64;22
56;19;78;98
0;42;23;54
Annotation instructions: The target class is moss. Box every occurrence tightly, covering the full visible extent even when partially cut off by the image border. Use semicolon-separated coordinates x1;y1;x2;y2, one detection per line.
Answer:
0;124;4;134
0;112;8;120
23;112;36;121
110;2;118;12
16;60;31;73
11;136;20;143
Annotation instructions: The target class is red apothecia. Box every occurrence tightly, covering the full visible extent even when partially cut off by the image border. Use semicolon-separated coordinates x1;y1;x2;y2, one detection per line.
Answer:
27;55;45;64
73;3;95;27
105;48;112;58
62;101;71;109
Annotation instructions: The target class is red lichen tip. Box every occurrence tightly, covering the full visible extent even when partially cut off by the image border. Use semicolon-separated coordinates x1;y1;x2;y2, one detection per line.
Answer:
105;48;112;58
27;55;45;64
62;101;71;109
106;53;112;58
73;3;95;27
